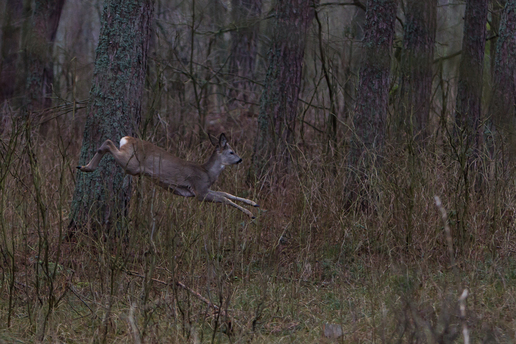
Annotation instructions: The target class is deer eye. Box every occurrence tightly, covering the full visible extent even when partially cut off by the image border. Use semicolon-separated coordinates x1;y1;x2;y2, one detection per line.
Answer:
230;151;234;155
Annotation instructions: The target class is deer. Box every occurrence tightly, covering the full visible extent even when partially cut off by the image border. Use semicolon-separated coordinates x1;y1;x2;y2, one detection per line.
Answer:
77;134;259;218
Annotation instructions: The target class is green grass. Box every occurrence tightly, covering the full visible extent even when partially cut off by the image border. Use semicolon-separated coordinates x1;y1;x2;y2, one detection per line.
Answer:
2;259;514;342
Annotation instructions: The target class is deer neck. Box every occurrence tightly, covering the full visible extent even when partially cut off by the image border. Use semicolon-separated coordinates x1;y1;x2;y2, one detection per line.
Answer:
203;150;225;184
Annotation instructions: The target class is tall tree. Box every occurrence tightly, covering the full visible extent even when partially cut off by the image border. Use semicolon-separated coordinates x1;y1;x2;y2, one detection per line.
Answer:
397;0;437;141
69;0;154;232
489;0;507;78
452;0;488;250
347;0;397;204
0;0;24;105
489;0;516;134
253;0;317;176
228;0;262;104
21;0;66;132
454;0;488;152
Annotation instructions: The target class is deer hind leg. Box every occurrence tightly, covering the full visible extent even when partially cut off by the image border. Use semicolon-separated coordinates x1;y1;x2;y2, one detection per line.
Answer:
200;190;255;218
216;191;259;207
77;139;119;172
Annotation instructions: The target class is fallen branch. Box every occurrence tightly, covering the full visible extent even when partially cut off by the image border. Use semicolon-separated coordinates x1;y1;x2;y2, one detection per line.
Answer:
125;270;227;317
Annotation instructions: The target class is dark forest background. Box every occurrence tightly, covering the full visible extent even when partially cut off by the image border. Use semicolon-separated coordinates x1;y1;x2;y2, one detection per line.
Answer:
1;0;516;342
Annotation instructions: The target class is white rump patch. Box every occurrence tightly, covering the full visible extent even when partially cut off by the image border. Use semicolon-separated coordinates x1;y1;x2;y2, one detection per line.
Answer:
120;137;129;147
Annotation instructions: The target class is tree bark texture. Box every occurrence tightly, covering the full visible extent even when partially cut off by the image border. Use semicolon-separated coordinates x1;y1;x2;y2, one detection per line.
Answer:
0;0;24;104
454;0;488;151
253;0;317;176
489;0;516;131
397;0;437;141
21;0;66;130
69;0;154;232
345;0;397;207
228;0;262;104
349;0;397;167
490;0;507;78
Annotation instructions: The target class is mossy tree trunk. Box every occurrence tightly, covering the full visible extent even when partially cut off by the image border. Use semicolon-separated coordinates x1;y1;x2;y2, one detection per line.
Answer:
253;0;317;178
69;0;154;233
346;0;397;206
397;0;437;142
454;0;488;153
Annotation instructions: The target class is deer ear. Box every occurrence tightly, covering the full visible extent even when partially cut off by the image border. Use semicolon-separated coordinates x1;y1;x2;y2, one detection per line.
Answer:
219;133;227;148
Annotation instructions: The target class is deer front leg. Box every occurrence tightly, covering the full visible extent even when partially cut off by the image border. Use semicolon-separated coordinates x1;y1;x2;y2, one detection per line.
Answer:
200;190;255;219
77;140;118;172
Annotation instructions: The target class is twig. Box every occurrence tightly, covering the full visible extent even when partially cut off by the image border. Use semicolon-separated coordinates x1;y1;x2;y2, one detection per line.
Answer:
458;289;469;344
432;34;496;64
125;270;227;317
314;8;337;144
316;1;365;10
433;50;462;64
435;198;470;343
68;283;94;314
127;303;142;344
434;196;456;270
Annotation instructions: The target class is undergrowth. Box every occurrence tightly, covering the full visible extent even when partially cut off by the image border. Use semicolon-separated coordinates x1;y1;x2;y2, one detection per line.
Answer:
1;115;515;343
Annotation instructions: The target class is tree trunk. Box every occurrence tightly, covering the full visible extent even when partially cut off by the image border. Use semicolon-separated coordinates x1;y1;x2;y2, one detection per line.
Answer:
489;0;507;78
453;0;488;250
454;0;488;152
489;0;516;131
0;0;24;105
397;0;437;141
253;0;317;177
346;0;397;207
228;0;261;105
348;0;397;169
21;0;66;133
69;0;154;233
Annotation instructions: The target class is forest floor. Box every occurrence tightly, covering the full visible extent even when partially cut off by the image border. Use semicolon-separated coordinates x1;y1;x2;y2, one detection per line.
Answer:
1;248;515;343
2;126;516;342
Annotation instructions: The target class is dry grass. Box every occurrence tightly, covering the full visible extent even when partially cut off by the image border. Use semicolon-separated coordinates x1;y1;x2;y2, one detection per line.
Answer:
1;113;516;343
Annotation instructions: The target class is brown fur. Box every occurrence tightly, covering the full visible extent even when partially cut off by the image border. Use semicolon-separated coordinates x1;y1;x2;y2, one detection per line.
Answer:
77;134;258;218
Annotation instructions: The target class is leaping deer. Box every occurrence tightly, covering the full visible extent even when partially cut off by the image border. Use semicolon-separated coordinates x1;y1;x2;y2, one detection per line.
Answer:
77;134;259;218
